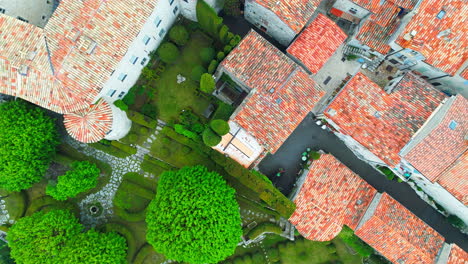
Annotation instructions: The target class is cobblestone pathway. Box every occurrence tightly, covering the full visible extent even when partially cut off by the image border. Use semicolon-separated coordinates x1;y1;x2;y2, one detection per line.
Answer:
66;120;165;227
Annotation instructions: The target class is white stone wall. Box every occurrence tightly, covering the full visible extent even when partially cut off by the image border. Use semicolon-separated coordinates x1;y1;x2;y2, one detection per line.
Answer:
0;0;56;28
179;0;221;22
404;166;468;225
244;0;297;46
332;0;370;19
105;103;132;141
97;0;180;103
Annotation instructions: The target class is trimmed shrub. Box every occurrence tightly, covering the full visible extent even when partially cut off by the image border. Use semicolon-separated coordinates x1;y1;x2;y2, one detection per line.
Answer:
247;222;282;240
226;32;234;44
210;119;230;136
217;51;225;61
219;25;229;44
191;65;207;81
212;102;234;120
208;60;219;74
200;47;216;63
111;141;138;155
128;111;158;129
114;100;128;111
157;42;179;63
174;124;199;140
202;127;221;147
310;151;321;160
448;214;465;229
230;34;242;46
224;45;233;53
169;25;189;46
196;0;223;37
200;73;216;94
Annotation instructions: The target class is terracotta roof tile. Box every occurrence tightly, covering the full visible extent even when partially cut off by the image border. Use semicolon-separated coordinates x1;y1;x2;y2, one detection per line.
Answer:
395;0;468;75
222;31;324;153
404;95;467;185
289;154;377;241
448;244;468;264
438;152;468;205
352;0;418;13
287;14;347;73
254;0;320;33
460;67;468;80
356;193;445;264
325;72;446;166
63;99;113;143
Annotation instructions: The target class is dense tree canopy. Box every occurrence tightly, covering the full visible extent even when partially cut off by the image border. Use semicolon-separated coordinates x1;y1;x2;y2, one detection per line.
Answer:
0;100;58;191
146;166;242;264
202;127;222;146
46;161;100;200
157;42;180;63
169;25;189;46
7;209;127;264
210;119;230;136
200;73;215;94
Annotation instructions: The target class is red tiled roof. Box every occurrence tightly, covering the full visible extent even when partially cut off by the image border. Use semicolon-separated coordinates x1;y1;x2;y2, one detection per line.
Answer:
395;0;468;75
448;245;468;264
0;0;156;142
352;0;418;12
325;72;446;166
460;67;468;80
289;154;377;241
355;1;401;54
404;95;467;182
287;14;347;74
254;0;320;33
222;31;324;153
64;99;113;143
438;152;468;205
356;193;445;264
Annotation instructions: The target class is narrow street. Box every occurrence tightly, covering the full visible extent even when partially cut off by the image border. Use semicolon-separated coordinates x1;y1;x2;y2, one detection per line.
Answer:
258;113;468;251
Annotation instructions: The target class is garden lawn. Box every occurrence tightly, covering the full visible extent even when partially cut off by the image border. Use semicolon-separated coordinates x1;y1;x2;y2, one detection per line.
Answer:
154;32;213;123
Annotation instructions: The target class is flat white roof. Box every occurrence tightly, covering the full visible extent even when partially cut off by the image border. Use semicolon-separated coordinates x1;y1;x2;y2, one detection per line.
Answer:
0;0;56;28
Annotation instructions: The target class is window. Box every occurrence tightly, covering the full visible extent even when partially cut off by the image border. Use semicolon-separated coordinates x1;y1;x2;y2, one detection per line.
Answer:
154;16;162;27
183;0;188;2
173;6;179;14
118;91;126;98
158;28;166;38
0;8;5;14
349;8;358;14
129;55;138;65
436;10;446;19
17;16;29;23
169;0;175;5
118;73;127;82
431;82;441;86
410;50;418;55
141;57;148;66
107;89;117;97
142;35;151;45
449;120;457;130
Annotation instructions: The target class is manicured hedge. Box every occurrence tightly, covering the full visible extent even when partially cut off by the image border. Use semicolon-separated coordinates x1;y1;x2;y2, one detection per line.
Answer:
128;111;158;129
111;141;137;155
247;222;282;240
210;119;230;136
114;206;147;222
208;60;219;74
103;222;137;262
143;155;174;170
202;127;222;146
212;102;234;120
89;142;131;158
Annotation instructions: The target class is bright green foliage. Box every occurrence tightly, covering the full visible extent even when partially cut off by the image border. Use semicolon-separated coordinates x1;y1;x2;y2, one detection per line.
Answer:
157;42;180;63
212;102;235;120
174;124;199;140
169;25;189;46
219;25;229;44
200;73;215;94
46;161;100;201
113;99;128;111
208;60;219;74
0;100;58;191
146;166;242;264
338;226;374;257
202;127;222;146
196;0;223;38
217;51;225;61
200;47;216;63
191;65;207;81
310;151;321;160
224;45;233;53
7;209;127;264
210;119;230;136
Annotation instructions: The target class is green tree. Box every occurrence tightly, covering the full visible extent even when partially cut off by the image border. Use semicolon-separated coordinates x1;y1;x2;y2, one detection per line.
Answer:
157;42;180;63
208;60;219;74
7;209;126;264
196;0;223;38
200;73;216;94
191;65;207;82
202;127;222;146
146;166;242;264
0;100;58;191
169;25;189;46
46;161;100;201
200;47;216;63
210;119;230;136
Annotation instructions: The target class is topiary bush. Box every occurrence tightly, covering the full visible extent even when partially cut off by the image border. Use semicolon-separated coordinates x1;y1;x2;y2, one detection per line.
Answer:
191;65;207;82
208;60;219;74
217;52;225;61
200;47;216;63
169;25;189;46
210;119;230;136
200;73;215;94
219;25;229;44
224;45;233;53
202;127;221;147
157;42;179;63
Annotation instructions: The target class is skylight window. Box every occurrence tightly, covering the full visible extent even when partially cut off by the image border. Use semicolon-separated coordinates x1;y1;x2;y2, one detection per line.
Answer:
436;10;446;19
448;120;457;130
